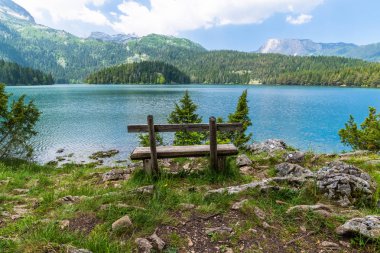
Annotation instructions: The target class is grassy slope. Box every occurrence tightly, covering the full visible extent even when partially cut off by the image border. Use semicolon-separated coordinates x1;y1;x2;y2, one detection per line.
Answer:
0;151;380;252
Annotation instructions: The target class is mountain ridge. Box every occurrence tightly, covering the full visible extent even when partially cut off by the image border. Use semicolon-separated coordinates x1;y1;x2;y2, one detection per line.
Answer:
257;38;380;61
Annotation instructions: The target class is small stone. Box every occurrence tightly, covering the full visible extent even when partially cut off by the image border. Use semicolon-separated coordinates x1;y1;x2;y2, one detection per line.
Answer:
205;226;233;235
320;241;340;250
112;215;133;231
66;246;93;253
57;148;65;153
286;204;333;217
262;222;271;229
135;185;154;194
102;169;131;182
149;232;165;251
187;237;194;247
231;199;248;210
240;166;254;175
236;154;252;167
60;195;82;204
60;220;70;229
284;151;306;164
249;228;258;233
178;203;196;211
300;226;307;232
12;188;29;195
135;238;153;253
225;248;234;253
339;241;350;248
253;207;266;220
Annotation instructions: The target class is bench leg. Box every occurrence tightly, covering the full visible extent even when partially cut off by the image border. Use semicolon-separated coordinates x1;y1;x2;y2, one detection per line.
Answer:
218;156;226;171
143;159;152;174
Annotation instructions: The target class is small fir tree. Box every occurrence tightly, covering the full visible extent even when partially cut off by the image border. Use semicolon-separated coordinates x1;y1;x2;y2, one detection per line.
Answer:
339;107;380;151
168;91;205;145
0;84;40;159
228;90;252;149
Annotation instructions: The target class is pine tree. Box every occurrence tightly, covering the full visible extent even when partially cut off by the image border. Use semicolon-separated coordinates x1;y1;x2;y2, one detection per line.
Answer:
228;90;252;149
339;107;380;151
168;90;205;145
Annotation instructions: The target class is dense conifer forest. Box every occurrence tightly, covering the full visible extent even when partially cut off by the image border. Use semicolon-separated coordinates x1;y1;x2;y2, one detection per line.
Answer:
85;61;190;84
0;60;54;85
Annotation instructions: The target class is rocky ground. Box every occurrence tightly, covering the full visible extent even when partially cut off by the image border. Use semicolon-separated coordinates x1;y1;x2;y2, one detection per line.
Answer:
1;139;380;252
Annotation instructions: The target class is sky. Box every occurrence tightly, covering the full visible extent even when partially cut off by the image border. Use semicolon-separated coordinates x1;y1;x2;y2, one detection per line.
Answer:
12;0;380;51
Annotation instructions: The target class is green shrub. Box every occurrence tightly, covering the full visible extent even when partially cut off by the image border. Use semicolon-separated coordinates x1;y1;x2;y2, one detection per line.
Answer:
0;84;40;159
339;107;380;151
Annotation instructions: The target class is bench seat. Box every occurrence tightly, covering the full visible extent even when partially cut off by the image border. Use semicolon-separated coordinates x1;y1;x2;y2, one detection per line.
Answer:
130;144;238;160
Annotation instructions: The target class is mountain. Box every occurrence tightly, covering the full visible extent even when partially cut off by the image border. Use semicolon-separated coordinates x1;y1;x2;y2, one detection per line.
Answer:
258;38;380;62
88;32;138;44
0;0;206;83
0;0;34;23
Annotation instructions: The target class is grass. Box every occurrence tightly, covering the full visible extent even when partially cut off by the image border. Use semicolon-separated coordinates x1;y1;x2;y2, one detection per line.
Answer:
0;150;380;252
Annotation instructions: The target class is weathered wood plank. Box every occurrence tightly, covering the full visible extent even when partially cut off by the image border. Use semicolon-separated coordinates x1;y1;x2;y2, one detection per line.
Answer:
209;117;218;171
130;144;238;160
147;115;159;175
128;123;243;133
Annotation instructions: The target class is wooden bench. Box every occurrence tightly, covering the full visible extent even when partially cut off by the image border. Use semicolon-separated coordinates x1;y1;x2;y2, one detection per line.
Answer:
128;115;242;175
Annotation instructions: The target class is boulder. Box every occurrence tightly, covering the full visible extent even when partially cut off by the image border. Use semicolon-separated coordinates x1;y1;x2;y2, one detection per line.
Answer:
112;215;132;231
250;139;287;154
284;151;306;163
275;163;314;178
135;238;153;253
236;154;252;167
336;216;380;239
102;169;131;182
316;161;376;206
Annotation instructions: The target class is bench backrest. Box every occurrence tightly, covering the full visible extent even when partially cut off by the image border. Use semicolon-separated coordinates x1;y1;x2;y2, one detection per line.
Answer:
128;122;243;133
128;115;243;175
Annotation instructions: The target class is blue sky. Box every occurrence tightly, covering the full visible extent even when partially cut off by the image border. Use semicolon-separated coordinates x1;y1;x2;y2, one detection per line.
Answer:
13;0;380;51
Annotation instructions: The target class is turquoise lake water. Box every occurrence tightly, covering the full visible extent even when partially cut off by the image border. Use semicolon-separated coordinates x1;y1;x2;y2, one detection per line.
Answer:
5;84;380;164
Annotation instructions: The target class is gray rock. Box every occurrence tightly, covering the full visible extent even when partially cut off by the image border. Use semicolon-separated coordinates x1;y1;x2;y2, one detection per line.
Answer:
66;246;93;253
112;215;132;231
135;238;153;253
231;199;249;210
253;207;266;220
284;151;306;163
239;166;254;175
316;161;376;206
250;139;287;154
102;169;131;182
135;185;154;194
275;163;314;178
336;216;380;239
339;150;371;157
205;226;233;235
149;232;165;251
178;203;196;211
236;154;252;167
286;204;333;217
320;241;340;250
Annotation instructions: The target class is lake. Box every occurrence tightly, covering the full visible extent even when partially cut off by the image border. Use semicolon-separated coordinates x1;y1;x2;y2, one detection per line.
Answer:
5;84;380;164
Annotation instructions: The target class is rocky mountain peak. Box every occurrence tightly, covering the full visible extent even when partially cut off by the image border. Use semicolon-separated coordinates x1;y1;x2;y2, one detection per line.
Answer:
0;0;35;23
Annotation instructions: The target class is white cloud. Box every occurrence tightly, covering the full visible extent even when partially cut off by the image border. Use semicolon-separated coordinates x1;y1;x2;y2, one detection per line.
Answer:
13;0;110;26
286;14;313;25
13;0;323;36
